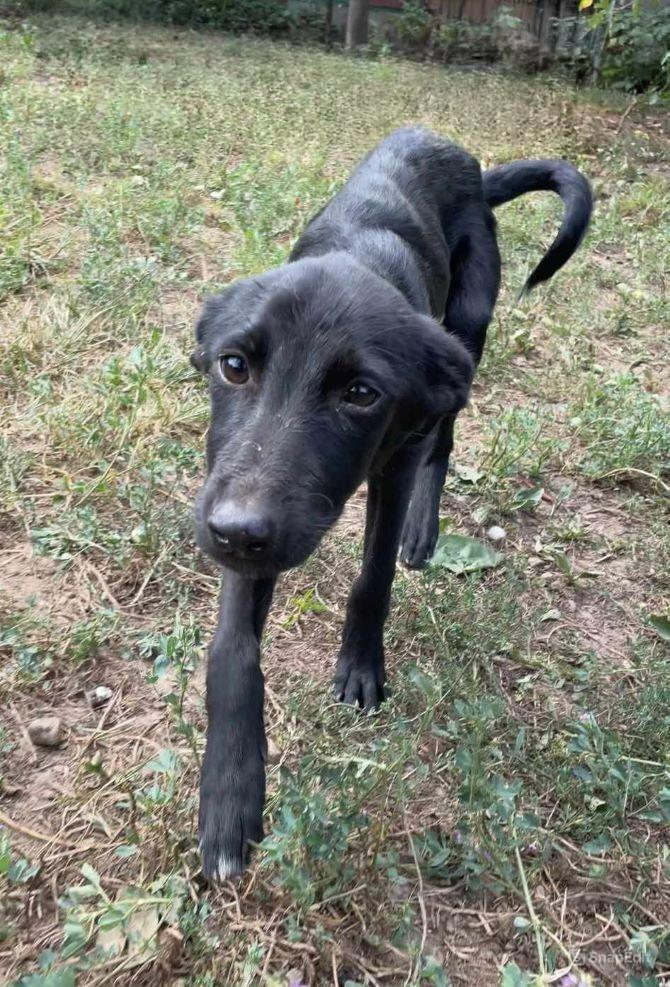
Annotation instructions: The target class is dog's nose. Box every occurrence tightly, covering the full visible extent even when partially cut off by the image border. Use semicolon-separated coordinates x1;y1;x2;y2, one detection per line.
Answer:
207;505;274;560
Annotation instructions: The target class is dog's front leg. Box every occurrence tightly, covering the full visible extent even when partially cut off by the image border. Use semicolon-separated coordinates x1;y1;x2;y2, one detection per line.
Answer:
199;572;275;882
400;413;456;570
334;454;418;710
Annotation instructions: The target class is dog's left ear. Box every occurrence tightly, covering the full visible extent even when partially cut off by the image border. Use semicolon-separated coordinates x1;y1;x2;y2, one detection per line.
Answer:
416;315;475;418
190;343;208;374
190;284;241;375
189;298;217;375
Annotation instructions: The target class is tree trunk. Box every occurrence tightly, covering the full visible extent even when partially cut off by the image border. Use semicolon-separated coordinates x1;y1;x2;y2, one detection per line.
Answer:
346;0;370;51
591;0;616;84
324;0;335;46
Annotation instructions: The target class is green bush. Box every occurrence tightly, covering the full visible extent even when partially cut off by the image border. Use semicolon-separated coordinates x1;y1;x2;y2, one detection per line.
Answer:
161;0;290;30
600;4;670;94
20;0;292;32
433;5;525;64
564;3;670;94
433;19;497;61
392;0;433;47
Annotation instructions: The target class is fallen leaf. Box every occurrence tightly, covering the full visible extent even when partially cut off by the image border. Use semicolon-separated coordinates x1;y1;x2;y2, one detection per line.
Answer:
649;614;670;642
453;463;484;483
127;902;160;957
96;922;126;958
431;533;503;574
511;485;544;511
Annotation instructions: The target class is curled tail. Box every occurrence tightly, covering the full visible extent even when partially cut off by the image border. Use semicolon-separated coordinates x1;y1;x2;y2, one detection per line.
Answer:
483;159;593;293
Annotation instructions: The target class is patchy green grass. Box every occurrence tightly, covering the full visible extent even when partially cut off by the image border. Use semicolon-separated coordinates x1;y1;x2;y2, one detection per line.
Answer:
1;13;669;987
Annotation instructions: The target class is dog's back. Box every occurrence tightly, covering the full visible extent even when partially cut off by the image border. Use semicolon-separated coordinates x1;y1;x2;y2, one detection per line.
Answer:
291;128;483;319
293;126;592;317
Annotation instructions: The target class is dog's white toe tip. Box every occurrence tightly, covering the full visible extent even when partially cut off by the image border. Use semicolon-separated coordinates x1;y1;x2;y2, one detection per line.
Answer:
217;854;240;882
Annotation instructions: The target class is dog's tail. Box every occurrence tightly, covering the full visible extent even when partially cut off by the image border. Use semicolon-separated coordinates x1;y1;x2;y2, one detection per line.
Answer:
482;159;593;293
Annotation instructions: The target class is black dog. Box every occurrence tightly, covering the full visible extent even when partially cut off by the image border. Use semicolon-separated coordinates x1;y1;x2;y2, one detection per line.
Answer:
191;127;592;881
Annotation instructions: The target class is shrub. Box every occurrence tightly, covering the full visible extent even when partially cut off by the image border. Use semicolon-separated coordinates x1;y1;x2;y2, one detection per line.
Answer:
161;0;290;31
564;2;670;94
392;0;433;48
600;4;670;94
433;20;498;62
433;6;527;64
19;0;292;33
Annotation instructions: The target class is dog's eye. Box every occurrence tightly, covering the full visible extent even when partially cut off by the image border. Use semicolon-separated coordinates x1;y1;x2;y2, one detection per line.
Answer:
219;353;249;385
343;383;380;408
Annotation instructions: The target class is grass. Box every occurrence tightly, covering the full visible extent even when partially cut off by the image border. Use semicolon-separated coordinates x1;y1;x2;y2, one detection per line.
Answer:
0;11;669;987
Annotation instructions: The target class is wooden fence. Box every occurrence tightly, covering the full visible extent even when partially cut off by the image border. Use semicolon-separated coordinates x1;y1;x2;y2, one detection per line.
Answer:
428;0;580;38
297;0;594;51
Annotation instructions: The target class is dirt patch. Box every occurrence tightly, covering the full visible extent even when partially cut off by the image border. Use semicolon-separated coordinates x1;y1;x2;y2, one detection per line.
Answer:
0;540;80;620
147;286;200;335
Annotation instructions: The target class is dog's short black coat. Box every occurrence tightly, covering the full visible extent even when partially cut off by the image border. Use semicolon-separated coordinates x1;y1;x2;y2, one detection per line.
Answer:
192;127;592;881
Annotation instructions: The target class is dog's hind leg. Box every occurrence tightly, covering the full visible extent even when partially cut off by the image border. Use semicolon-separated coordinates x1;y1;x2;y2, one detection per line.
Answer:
442;208;501;363
334;451;419;709
399;210;501;570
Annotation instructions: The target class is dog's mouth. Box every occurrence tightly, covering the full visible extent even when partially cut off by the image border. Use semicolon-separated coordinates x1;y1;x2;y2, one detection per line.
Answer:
194;481;342;577
195;508;334;577
208;549;284;579
197;527;319;577
195;522;278;574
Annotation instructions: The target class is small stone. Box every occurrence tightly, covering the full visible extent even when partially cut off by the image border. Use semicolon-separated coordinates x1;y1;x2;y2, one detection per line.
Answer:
486;525;507;543
28;716;66;748
87;686;113;709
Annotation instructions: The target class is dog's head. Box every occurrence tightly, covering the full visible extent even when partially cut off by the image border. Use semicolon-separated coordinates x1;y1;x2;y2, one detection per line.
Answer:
192;256;473;576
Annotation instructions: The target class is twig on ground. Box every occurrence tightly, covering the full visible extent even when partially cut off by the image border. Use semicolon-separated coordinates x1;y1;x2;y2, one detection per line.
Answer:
515;844;546;976
0;810;93;850
405;813;428;985
84;561;126;611
80;687;121;754
596;466;669;494
331;947;340;987
615;96;638;135
128;546;169;606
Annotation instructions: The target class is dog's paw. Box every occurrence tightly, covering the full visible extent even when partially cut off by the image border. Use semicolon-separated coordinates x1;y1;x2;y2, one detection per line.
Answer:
333;654;385;710
399;504;439;570
198;766;265;884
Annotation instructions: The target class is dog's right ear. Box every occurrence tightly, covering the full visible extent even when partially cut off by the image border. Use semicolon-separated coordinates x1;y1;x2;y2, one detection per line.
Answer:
190;285;240;375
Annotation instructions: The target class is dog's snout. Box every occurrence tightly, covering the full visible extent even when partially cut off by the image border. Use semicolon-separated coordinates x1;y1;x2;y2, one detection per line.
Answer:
207;504;274;560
